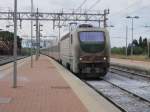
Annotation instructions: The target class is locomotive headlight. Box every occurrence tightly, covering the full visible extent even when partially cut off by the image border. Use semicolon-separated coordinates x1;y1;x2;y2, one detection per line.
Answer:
79;57;83;61
103;57;107;60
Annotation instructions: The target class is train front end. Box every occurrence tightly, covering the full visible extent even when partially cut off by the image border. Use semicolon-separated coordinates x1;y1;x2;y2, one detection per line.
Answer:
78;28;110;77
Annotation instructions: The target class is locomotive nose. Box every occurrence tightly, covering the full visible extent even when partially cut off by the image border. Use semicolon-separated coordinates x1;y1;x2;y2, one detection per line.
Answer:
79;55;107;63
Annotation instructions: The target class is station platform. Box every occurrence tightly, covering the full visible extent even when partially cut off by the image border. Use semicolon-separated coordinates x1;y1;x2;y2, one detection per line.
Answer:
0;55;121;112
111;58;150;74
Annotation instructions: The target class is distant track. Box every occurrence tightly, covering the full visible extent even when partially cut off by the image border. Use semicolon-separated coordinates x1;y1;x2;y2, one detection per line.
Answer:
0;56;9;61
0;56;28;66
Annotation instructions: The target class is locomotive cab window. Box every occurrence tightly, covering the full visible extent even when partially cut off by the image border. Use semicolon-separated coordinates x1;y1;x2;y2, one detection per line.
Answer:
79;31;105;53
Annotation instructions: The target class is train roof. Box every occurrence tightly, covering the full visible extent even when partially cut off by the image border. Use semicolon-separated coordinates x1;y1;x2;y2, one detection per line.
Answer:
60;32;70;41
78;24;93;28
60;27;108;41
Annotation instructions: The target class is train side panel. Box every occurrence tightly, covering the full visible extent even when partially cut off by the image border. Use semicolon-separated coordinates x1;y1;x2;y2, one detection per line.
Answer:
42;45;59;61
60;34;72;67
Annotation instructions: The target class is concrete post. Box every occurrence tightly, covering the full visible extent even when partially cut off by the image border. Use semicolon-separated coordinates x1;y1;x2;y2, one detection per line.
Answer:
126;25;128;56
30;0;34;67
13;0;18;88
35;8;39;61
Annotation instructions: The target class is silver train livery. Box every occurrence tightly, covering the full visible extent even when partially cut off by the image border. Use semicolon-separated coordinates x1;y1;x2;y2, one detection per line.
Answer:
43;24;110;78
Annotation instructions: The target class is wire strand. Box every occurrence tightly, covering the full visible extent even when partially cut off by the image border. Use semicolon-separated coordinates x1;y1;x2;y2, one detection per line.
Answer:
87;0;101;11
76;0;87;10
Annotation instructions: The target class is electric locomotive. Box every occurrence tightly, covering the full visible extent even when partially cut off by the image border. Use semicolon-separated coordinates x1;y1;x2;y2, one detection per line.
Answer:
59;24;110;78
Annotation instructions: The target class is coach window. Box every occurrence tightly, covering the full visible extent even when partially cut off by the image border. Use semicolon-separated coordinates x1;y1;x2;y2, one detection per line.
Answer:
71;35;73;44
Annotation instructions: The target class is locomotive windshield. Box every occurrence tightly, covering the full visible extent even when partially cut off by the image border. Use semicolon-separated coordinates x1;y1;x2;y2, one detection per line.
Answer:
79;31;105;53
80;32;104;42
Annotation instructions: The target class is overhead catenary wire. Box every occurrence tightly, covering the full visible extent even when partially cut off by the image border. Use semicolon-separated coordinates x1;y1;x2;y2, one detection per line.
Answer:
59;0;88;29
61;0;88;30
81;0;102;27
109;1;150;31
109;0;142;27
87;0;102;11
76;0;88;10
110;0;144;17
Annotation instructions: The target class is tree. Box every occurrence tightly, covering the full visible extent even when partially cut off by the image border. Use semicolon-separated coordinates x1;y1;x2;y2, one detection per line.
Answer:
132;39;139;47
139;36;143;47
142;38;147;48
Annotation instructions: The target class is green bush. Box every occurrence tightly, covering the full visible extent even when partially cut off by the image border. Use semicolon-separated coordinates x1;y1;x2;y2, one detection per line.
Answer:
21;48;36;56
133;47;143;55
111;47;125;55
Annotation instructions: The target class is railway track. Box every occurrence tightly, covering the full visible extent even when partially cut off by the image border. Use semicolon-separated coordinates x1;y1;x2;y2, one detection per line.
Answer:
85;72;150;112
0;56;29;79
0;56;9;61
0;56;27;66
86;80;150;112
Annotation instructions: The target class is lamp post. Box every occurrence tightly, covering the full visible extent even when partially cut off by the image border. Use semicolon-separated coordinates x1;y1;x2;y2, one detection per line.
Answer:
6;8;22;87
126;16;139;56
35;8;39;61
39;24;43;55
13;0;18;88
34;8;43;60
30;0;34;67
126;25;128;57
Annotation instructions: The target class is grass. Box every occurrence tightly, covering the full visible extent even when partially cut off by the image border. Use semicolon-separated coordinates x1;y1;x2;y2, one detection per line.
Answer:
111;54;150;62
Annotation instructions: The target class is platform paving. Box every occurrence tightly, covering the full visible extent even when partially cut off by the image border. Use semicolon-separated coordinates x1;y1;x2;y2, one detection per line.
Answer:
0;56;87;112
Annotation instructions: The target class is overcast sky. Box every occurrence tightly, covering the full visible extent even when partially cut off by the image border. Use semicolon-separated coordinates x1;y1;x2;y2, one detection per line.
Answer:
0;0;150;47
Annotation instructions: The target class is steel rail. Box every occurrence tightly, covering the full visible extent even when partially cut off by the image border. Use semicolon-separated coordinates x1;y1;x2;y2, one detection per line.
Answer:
102;78;150;104
86;79;150;112
84;80;127;112
0;56;27;67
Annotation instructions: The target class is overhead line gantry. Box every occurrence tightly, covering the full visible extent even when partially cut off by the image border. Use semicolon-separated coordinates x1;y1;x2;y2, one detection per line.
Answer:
0;9;109;27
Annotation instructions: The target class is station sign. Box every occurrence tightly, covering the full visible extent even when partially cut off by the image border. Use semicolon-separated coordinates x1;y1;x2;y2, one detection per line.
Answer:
32;42;40;47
